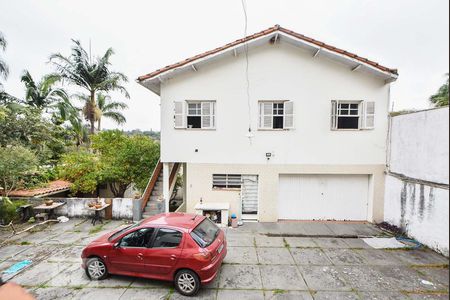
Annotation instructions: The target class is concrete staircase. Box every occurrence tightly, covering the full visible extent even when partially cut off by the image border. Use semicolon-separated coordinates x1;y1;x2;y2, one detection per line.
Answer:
142;171;165;219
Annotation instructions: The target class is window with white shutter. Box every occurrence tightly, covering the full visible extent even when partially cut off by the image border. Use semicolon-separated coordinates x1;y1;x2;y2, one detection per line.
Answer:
363;101;375;129
174;100;215;129
330;100;375;130
258;101;294;130
174;101;186;129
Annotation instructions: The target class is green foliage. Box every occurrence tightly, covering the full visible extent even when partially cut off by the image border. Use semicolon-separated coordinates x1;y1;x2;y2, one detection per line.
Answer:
0;198;28;224
0;106;73;165
91;130;160;196
0;31;8;87
50;40;129;133
124;129;160;141
0;146;37;196
430;74;449;107
58;150;101;195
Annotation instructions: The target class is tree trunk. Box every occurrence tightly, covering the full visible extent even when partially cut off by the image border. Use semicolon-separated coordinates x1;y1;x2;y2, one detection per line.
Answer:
97;119;101;131
89;91;96;134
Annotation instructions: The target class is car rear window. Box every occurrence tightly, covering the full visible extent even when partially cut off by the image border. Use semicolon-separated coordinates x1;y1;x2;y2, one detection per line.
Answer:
190;218;220;248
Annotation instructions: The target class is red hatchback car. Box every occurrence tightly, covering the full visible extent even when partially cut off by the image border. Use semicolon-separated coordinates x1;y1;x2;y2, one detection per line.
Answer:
81;213;227;296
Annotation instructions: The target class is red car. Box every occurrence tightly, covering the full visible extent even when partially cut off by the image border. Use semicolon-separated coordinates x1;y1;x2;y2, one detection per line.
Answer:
81;213;227;296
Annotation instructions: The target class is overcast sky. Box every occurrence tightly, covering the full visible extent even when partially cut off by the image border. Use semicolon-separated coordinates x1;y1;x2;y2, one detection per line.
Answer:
0;0;448;131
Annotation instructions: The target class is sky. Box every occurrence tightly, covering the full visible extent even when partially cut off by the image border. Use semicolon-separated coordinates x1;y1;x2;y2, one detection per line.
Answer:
0;0;448;131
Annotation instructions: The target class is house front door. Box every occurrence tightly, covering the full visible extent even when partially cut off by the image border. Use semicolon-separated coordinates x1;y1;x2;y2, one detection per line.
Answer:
241;175;258;220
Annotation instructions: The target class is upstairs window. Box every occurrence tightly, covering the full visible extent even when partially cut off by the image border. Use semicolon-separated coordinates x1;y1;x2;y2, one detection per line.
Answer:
331;100;375;130
259;101;294;130
212;174;242;189
174;101;216;129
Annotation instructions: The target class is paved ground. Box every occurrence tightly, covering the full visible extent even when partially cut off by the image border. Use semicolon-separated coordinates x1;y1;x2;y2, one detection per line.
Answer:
0;219;448;299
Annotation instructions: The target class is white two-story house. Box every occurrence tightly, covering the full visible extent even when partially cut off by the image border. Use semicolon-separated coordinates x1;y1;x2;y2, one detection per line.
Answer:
138;25;398;223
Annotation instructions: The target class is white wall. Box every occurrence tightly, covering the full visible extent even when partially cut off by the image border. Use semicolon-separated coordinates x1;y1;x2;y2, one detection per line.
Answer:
385;107;449;256
160;41;390;165
384;175;449;256
389;107;449;184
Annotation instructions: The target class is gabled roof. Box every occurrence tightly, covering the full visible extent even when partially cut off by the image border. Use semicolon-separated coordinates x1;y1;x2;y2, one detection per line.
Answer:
138;25;398;95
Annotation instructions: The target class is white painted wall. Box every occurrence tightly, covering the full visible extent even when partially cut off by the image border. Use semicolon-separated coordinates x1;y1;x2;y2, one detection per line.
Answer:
384;175;449;256
385;107;449;256
389;107;449;184
160;41;390;165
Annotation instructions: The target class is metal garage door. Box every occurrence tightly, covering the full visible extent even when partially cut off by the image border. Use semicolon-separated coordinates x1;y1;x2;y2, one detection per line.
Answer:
278;174;369;221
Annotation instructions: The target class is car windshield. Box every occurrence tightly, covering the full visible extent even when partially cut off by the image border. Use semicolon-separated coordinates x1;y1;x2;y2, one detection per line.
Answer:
190;218;220;248
108;221;142;242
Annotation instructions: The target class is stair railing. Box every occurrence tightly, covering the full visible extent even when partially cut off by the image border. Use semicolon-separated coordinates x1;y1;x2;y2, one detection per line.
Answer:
141;160;163;211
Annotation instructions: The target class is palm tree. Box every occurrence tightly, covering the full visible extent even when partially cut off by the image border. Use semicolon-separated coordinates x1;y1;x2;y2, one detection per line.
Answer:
68;113;89;148
80;93;128;131
0;32;8;83
21;70;76;122
50;40;129;134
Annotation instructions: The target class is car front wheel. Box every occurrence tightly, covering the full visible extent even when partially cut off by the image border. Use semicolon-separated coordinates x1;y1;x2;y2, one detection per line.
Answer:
86;257;108;280
174;269;200;296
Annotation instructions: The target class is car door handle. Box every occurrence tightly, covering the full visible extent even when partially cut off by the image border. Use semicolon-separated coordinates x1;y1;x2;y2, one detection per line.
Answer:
170;255;177;260
137;253;144;260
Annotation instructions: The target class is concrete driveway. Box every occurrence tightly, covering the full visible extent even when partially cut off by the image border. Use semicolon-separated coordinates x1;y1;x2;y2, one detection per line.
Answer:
0;219;448;299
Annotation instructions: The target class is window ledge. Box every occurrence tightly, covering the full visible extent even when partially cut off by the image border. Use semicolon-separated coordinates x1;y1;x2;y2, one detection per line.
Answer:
257;128;293;131
175;128;216;131
212;187;241;191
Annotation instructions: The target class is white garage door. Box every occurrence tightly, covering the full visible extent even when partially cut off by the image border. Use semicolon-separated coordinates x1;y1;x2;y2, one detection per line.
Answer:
278;174;369;221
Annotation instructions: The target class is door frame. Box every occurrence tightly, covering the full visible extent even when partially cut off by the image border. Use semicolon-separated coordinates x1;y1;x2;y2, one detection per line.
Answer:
240;175;259;221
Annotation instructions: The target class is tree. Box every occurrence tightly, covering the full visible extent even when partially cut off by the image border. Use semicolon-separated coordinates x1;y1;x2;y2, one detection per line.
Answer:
0;146;37;196
91;130;160;197
95;93;127;130
50;40;129;134
75;92;128;131
68;114;90;148
0;31;8;87
430;74;449;107
20;70;76;121
0;105;72;165
58;150;101;195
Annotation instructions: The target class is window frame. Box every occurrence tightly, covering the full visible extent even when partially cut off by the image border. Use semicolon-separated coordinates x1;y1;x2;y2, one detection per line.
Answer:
150;227;184;249
117;227;156;248
212;174;242;190
258;100;294;130
331;100;363;131
177;100;216;130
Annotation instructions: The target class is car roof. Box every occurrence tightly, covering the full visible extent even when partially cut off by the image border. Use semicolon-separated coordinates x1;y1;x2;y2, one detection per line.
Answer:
141;213;205;231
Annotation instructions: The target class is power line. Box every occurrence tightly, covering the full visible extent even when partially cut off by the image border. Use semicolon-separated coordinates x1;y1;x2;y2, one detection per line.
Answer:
240;0;253;137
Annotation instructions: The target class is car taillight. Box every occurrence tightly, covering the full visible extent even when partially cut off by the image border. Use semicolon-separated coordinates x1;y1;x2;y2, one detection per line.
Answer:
193;251;212;262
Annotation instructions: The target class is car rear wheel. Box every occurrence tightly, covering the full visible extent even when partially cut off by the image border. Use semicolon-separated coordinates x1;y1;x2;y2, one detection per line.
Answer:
86;257;108;280
174;269;200;296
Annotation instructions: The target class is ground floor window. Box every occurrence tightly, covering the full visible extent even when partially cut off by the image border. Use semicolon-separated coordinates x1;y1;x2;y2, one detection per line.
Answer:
212;174;242;189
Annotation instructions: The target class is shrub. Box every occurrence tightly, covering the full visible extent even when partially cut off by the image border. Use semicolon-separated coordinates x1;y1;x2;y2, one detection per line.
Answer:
0;197;27;224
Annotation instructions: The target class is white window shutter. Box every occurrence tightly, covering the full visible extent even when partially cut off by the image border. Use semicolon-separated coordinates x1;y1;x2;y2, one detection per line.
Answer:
363;101;375;129
283;101;294;129
259;102;273;129
331;101;337;130
201;102;215;129
174;101;185;128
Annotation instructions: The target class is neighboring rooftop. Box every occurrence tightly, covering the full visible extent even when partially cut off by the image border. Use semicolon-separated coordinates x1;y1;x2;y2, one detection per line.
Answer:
7;180;71;198
138;24;398;95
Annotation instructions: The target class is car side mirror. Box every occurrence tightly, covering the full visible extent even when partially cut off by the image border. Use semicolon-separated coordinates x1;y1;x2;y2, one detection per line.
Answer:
113;242;120;249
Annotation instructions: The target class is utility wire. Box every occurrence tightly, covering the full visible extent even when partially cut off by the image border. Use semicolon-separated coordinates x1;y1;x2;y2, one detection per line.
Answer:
240;0;252;135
